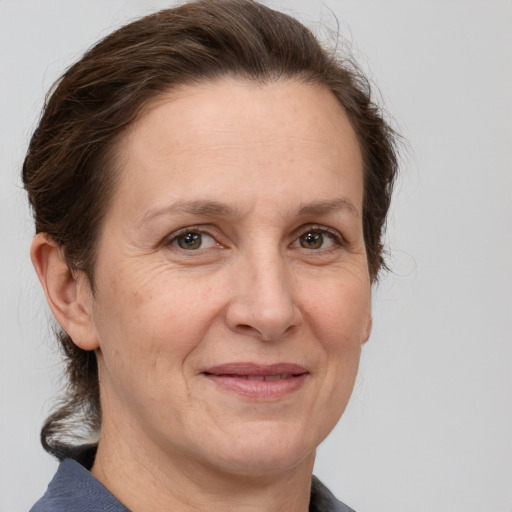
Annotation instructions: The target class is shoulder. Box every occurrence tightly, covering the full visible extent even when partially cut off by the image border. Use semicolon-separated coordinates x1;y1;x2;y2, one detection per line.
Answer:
30;455;128;512
310;476;357;512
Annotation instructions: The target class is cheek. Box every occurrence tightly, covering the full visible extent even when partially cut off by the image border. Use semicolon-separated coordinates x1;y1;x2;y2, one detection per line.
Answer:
304;277;369;409
305;274;371;348
93;266;223;380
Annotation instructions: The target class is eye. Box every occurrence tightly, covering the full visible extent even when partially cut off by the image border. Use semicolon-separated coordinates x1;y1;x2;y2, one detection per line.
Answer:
299;231;325;249
292;227;341;250
169;230;217;251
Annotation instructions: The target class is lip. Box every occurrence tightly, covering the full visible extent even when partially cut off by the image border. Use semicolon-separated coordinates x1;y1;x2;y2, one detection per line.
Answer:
202;363;309;400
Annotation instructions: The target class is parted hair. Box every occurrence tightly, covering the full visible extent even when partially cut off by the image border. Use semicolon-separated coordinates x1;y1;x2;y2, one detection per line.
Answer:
22;0;399;458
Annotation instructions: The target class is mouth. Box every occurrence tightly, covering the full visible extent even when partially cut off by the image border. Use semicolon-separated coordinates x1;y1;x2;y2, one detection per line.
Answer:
201;363;309;400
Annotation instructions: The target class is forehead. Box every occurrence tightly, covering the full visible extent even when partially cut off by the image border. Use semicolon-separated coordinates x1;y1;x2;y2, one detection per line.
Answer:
131;79;360;154
110;79;364;218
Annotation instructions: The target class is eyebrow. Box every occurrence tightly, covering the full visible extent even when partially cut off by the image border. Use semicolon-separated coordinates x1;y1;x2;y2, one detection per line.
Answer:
139;200;240;227
139;196;360;228
297;198;360;218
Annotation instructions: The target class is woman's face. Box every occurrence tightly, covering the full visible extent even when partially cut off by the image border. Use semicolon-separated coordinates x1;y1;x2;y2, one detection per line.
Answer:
85;79;371;476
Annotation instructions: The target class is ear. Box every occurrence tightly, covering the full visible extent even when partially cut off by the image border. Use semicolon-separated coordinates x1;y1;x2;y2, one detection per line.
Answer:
362;312;372;345
30;233;99;351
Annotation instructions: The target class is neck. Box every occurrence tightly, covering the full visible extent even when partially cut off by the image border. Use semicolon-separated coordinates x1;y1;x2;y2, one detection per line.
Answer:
91;420;316;512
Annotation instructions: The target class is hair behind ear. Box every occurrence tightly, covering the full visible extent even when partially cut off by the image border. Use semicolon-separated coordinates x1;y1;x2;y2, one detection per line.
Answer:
30;233;101;458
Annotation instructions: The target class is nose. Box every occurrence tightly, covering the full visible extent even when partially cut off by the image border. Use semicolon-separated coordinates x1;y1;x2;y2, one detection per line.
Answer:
225;251;302;342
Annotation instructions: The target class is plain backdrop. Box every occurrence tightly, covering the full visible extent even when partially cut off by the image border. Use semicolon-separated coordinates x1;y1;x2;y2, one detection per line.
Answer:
1;1;511;511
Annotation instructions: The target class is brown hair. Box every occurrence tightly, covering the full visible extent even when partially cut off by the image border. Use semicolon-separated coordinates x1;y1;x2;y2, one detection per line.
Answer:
23;0;399;458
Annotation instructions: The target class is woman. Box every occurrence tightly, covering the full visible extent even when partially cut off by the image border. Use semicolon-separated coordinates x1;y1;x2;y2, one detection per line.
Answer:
24;1;398;510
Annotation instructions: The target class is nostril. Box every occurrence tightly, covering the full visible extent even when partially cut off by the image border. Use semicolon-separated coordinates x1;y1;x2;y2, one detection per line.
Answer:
236;324;257;334
225;298;301;341
234;322;296;341
283;324;295;335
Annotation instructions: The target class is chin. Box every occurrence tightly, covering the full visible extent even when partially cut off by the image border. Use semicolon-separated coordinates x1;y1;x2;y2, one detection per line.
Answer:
201;421;322;477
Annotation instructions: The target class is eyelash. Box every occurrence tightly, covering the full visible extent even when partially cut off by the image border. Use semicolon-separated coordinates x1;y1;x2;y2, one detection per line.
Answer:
163;225;220;252
292;225;344;251
162;224;344;253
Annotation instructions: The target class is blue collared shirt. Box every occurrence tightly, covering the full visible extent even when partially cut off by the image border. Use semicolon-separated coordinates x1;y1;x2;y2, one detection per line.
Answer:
30;449;355;512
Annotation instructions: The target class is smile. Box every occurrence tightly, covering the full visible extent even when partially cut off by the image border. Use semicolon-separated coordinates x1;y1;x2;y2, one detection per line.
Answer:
202;363;309;400
231;374;291;381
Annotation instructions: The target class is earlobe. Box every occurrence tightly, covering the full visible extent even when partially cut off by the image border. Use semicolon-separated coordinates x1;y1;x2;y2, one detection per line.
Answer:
362;312;372;344
30;233;99;351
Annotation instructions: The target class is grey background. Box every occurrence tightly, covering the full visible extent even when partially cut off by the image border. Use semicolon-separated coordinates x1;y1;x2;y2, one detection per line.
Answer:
1;1;511;511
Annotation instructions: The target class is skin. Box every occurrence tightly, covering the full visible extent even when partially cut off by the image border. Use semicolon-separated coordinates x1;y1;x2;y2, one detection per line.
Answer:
31;79;371;512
